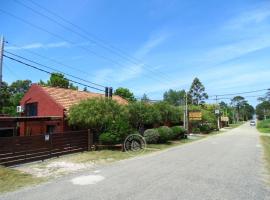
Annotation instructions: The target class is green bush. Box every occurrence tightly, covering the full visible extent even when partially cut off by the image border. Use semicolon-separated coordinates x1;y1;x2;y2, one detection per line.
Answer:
192;127;200;133
170;126;186;139
99;132;120;145
144;129;159;144
199;124;211;133
157;126;172;143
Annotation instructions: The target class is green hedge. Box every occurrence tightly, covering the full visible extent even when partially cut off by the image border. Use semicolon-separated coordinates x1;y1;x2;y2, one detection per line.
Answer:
170;126;186;139
144;129;159;144
157;126;172;143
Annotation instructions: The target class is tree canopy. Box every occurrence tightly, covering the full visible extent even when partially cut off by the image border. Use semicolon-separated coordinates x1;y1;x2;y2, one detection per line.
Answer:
114;87;136;102
188;77;208;105
163;89;185;106
0;80;32;116
40;73;78;90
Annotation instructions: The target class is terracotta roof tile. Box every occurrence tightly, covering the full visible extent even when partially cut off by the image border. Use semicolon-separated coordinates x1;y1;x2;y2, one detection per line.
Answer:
39;85;128;111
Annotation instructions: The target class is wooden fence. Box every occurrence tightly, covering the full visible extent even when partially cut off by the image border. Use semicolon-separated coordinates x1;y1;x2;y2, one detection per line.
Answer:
0;130;93;166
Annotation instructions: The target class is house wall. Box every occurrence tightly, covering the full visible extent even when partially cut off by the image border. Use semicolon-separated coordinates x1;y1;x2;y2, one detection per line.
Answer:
20;84;65;136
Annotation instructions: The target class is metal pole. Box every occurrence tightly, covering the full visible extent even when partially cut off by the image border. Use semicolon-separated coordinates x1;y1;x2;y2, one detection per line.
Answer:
183;94;186;129
185;92;188;133
216;95;220;130
0;35;4;88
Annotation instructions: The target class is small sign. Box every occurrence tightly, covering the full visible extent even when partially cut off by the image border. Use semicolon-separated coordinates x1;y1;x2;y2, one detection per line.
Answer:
215;109;220;114
189;112;202;121
221;116;229;122
45;134;50;141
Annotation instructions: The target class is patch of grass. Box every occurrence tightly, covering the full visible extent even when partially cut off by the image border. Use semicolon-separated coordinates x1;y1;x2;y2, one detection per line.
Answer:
0;166;44;193
227;121;244;129
257;119;270;134
260;135;270;182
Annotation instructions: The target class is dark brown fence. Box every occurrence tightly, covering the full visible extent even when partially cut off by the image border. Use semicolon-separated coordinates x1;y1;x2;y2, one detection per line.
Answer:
0;130;93;166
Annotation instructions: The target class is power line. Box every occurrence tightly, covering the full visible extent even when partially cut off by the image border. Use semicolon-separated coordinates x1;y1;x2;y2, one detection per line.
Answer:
4;50;106;88
3;54;105;92
21;0;174;82
208;88;269;98
5;41;112;83
208;94;266;101
0;6;171;85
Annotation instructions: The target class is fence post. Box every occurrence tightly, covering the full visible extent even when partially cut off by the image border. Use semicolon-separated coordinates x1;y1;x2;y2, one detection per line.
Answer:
87;129;93;151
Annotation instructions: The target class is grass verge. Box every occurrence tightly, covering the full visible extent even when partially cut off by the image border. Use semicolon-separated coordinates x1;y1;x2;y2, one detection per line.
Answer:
257;119;270;134
0;166;44;193
260;135;270;182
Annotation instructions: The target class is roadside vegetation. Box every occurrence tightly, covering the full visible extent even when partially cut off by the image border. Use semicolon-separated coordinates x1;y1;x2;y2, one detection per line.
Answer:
257;119;270;134
0;166;44;193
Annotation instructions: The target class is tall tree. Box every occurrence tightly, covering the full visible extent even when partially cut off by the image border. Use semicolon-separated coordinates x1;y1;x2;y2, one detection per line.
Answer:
114;87;136;102
163;89;185;106
0;82;11;114
141;93;149;102
256;101;270;120
231;96;248;121
43;73;78;90
47;73;69;88
188;77;208;105
0;80;32;116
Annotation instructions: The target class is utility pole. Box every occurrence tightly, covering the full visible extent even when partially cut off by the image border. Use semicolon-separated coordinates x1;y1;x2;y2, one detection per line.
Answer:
185;91;188;133
215;95;220;130
0;35;4;89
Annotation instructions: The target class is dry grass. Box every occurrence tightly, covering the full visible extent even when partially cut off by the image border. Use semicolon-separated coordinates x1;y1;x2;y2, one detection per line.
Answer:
0;166;44;193
260;136;270;181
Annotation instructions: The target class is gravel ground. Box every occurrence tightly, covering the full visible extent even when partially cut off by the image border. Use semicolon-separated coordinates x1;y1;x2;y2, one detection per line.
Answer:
1;123;269;200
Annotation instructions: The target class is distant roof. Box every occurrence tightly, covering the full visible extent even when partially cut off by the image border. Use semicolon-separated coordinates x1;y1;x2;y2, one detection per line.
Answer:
38;85;128;111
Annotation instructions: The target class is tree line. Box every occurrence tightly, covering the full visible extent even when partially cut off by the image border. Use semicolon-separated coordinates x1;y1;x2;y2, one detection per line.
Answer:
0;73;255;126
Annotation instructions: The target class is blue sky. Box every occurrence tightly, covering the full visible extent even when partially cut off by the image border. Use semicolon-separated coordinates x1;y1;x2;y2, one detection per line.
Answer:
1;0;270;106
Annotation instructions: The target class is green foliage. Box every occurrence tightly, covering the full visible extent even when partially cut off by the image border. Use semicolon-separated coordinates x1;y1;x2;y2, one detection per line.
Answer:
199;124;212;133
257;119;270;133
127;102;161;129
114;87;136;102
43;73;78;90
144;129;159;144
188;77;208;105
141;93;149;103
192;127;200;133
163;89;186;106
256;101;270;120
0;80;32;116
154;101;182;125
68;98;125;133
170;126;186;139
99;132;119;144
231;96;254;121
157;126;172;143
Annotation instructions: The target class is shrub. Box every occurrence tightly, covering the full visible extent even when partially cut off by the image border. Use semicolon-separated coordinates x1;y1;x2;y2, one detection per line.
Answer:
99;132;119;145
157;126;172;143
68;98;125;133
192;127;200;133
127;102;161;130
144;129;159;144
170;126;186;139
199;124;211;133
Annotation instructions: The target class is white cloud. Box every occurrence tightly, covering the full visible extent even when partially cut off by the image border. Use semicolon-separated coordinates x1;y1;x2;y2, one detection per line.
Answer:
135;33;169;58
201;35;270;64
6;41;70;50
224;4;270;30
93;32;169;84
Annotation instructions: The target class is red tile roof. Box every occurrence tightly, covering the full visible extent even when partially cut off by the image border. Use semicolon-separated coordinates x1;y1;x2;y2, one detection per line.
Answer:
38;85;128;111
